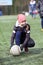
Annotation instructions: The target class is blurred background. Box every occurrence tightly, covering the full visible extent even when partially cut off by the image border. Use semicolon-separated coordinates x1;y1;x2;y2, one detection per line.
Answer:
0;0;38;15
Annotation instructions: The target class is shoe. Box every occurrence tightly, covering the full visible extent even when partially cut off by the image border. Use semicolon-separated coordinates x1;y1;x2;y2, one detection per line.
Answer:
20;45;23;51
41;29;43;31
24;47;28;53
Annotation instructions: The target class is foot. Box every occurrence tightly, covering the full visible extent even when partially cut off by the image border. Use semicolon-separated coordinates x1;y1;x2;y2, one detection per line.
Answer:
24;47;28;53
41;28;43;31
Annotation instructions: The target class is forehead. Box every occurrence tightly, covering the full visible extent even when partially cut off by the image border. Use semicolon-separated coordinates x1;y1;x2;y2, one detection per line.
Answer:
22;20;26;22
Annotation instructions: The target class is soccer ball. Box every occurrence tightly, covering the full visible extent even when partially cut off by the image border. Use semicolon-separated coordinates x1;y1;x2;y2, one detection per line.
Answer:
10;45;21;55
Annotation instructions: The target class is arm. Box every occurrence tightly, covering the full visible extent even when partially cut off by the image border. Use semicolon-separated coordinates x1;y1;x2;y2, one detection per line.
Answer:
20;31;30;50
22;24;30;47
37;1;40;13
10;26;18;47
10;33;16;47
23;31;30;47
10;25;22;47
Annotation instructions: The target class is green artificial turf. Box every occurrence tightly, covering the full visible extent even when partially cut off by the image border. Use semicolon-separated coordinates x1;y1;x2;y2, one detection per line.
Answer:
0;15;43;65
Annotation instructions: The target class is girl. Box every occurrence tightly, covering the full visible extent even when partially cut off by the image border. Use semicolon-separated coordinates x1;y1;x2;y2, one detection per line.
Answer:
10;14;35;52
29;0;36;18
38;0;43;31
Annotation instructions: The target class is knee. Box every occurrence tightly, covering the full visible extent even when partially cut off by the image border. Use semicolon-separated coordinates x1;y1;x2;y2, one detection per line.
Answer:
32;42;35;47
28;42;35;47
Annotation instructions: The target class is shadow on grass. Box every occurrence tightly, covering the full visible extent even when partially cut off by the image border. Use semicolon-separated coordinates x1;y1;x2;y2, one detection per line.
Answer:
0;48;43;65
20;48;43;56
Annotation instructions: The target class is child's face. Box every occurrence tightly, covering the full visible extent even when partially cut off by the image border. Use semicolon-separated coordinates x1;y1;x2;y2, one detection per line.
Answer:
20;20;26;27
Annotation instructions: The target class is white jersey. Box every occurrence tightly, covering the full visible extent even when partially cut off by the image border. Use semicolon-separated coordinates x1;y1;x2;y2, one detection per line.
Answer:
30;1;36;5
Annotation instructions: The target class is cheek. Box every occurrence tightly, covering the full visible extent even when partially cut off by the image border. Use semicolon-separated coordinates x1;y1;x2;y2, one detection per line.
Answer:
22;22;26;25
